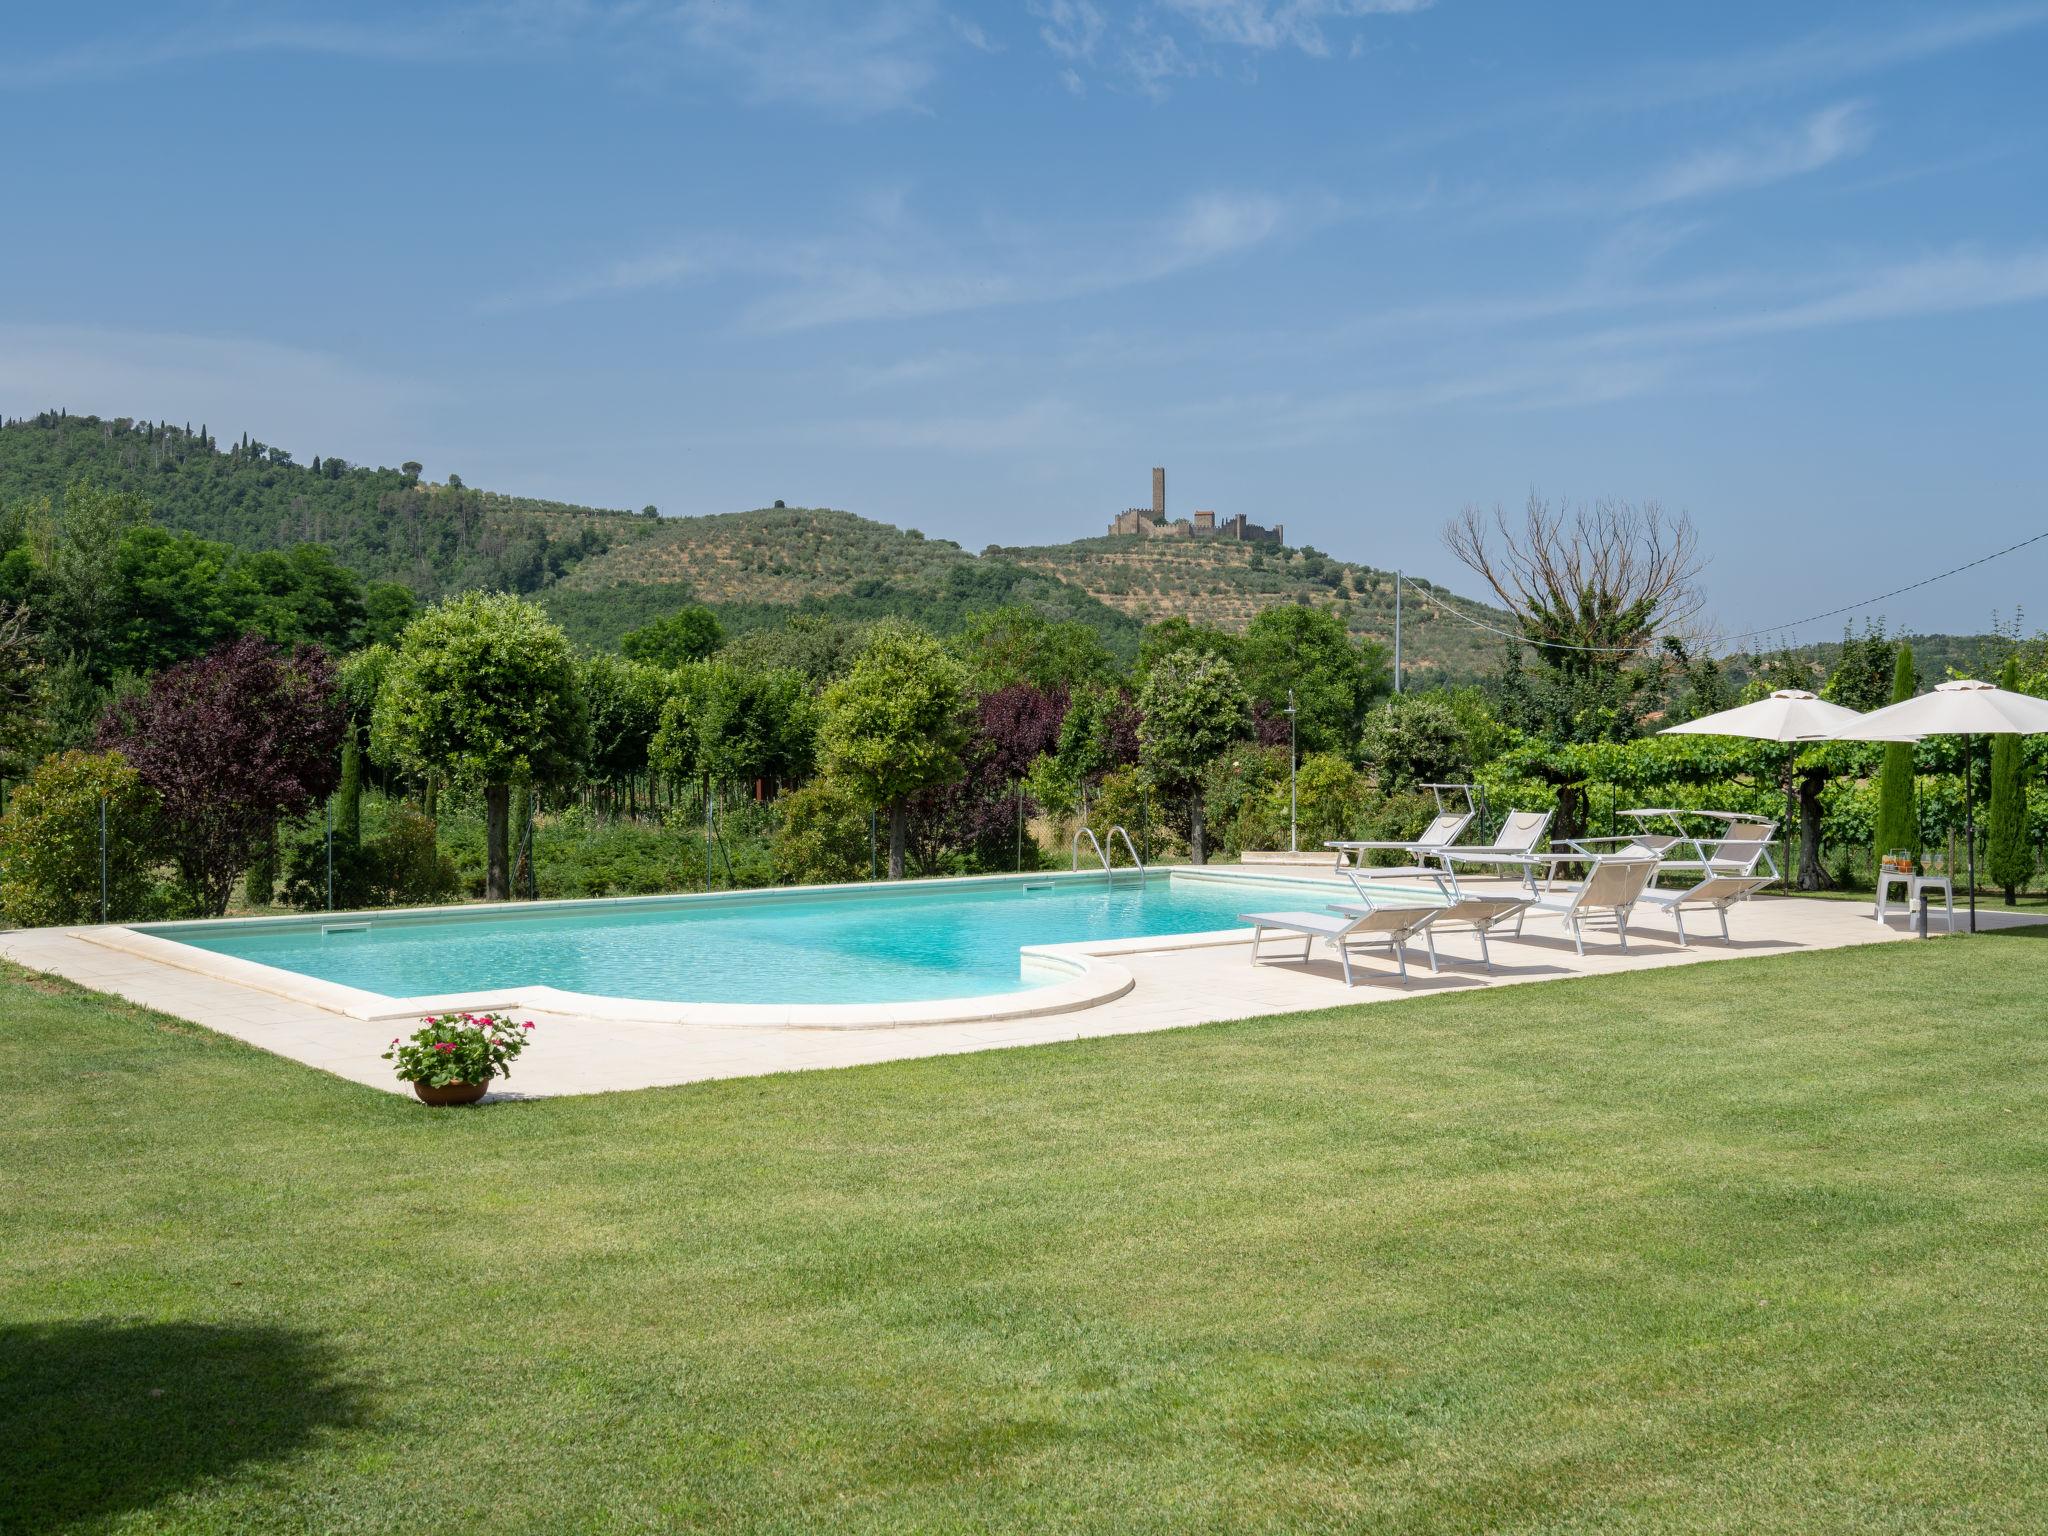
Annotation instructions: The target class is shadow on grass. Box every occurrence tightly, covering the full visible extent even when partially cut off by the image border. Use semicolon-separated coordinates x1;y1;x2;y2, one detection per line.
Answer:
0;1320;364;1533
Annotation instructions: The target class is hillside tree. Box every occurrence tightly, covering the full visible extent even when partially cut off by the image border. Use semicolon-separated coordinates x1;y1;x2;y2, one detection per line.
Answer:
1447;495;1703;840
620;606;725;668
820;622;970;879
100;635;345;915
1236;604;1387;755
1139;651;1251;864
372;592;587;900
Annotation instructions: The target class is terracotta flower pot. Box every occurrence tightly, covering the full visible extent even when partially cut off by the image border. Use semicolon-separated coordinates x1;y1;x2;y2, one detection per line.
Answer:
412;1079;489;1106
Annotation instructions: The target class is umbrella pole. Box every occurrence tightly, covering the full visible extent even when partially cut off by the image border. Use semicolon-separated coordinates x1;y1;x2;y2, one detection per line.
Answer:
1966;732;1978;934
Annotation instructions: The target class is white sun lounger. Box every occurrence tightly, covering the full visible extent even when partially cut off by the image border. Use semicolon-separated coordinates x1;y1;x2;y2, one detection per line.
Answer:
1335;868;1533;971
1326;783;1476;869
1638;873;1777;945
1424;809;1556;891
1241;903;1442;984
1608;810;1782;883
1519;851;1661;956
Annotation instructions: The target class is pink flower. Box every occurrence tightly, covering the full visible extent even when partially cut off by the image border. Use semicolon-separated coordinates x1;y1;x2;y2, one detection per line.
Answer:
522;1022;535;1031
434;1041;455;1052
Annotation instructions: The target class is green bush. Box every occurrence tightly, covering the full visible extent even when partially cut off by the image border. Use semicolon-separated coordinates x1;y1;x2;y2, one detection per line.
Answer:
1359;693;1469;789
284;802;462;911
1084;765;1183;865
772;779;870;886
0;750;161;926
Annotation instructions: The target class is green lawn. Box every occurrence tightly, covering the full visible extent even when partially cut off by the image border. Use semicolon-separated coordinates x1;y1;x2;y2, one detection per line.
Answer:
4;938;2047;1535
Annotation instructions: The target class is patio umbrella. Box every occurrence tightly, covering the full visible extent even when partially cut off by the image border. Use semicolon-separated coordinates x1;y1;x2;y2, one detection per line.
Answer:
1660;689;1866;883
1829;679;2048;932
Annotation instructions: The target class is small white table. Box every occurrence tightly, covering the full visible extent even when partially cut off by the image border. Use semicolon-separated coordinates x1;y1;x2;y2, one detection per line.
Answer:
1876;870;1954;931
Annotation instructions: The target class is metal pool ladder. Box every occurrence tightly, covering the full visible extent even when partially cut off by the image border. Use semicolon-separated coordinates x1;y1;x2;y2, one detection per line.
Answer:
1072;825;1145;885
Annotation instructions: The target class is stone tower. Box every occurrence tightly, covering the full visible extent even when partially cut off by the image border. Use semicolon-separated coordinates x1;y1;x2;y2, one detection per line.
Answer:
1151;466;1165;518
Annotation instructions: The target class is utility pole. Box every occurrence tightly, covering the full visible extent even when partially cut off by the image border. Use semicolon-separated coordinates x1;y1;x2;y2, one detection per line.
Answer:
1286;689;1298;854
1393;571;1403;695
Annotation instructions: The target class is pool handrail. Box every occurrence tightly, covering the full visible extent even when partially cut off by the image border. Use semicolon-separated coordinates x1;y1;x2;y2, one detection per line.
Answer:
1072;826;1111;878
1107;825;1143;872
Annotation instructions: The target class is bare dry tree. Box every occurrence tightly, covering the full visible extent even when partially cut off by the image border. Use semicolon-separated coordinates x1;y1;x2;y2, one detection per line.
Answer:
1443;496;1706;674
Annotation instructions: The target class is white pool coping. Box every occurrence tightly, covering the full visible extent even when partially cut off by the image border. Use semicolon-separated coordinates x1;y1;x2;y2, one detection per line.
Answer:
12;872;2046;1099
79;865;1339;1031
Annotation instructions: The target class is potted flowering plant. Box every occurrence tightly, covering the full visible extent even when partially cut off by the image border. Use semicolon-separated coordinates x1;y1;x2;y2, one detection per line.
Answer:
383;1012;535;1105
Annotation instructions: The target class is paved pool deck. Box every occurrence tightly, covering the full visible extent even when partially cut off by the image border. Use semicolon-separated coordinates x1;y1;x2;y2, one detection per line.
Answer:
4;866;2041;1101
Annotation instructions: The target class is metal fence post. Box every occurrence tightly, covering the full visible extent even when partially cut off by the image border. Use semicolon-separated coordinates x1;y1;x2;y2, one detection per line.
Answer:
99;794;108;924
325;804;333;912
869;809;878;881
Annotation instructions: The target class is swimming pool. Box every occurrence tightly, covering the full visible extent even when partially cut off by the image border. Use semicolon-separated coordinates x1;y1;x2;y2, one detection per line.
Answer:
139;869;1342;1011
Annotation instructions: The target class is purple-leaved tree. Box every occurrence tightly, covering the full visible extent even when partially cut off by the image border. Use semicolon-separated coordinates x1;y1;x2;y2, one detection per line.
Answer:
101;633;345;915
909;683;1068;872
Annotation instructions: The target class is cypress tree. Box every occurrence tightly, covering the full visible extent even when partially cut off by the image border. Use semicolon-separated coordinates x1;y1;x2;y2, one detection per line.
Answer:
1874;643;1919;870
244;825;278;909
1987;655;2031;903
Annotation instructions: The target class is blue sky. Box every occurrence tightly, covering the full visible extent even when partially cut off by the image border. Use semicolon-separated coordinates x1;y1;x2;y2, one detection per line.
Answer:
4;1;2046;642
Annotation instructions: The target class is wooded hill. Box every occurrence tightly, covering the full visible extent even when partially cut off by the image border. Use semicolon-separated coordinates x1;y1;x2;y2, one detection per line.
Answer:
0;411;659;599
2;412;2000;680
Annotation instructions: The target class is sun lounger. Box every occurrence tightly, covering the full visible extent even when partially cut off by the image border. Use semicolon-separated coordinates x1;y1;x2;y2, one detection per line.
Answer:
1519;851;1661;956
1327;783;1476;869
1608;810;1782;883
1241;903;1442;984
1335;868;1533;971
1424;809;1555;889
1638;873;1776;945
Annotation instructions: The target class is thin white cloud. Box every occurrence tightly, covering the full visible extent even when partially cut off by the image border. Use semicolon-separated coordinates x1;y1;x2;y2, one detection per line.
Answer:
814;397;1087;453
1636;101;1874;206
1033;0;1431;97
667;0;948;116
1645;2;2048;107
1188;242;2048;447
0;0;965;117
1033;0;1108;62
1157;0;1434;57
488;187;1331;327
1580;246;2048;354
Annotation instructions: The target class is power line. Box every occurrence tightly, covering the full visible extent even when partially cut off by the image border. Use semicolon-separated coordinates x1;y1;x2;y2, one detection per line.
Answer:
1715;528;2048;645
1399;528;2048;661
1396;578;1654;656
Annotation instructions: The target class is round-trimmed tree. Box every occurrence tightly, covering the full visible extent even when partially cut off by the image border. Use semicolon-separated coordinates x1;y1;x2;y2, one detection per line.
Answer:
1139;650;1251;864
372;593;586;900
820;622;969;880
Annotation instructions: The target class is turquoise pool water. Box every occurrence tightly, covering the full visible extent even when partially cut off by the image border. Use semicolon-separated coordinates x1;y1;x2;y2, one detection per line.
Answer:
148;872;1334;1006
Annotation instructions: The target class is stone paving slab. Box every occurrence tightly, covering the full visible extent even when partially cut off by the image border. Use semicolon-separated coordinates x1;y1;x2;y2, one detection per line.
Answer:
5;881;2042;1101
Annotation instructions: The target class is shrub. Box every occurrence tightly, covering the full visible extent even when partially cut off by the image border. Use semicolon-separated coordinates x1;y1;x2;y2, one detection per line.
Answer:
1084;765;1183;864
283;803;458;910
1359;694;1469;790
1197;747;1372;858
0;749;161;926
1348;787;1441;867
773;779;870;886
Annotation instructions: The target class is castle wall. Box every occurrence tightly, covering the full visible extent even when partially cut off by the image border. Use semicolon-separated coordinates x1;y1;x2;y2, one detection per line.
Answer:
1106;470;1282;544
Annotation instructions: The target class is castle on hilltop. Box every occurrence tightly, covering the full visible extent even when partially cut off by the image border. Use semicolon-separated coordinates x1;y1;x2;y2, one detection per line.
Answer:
1106;467;1283;544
